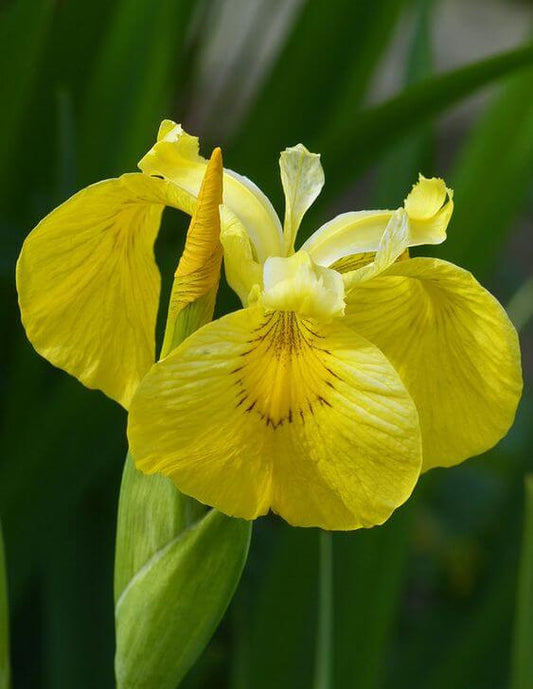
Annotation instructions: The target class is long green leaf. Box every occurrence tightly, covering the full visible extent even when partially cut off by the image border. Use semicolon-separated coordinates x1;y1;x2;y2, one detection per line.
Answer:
0;0;56;181
507;277;533;333
373;0;436;206
115;497;250;689
317;43;533;203
441;67;533;276
0;524;10;689
333;505;414;689
80;0;197;181
229;0;411;197
229;525;319;689
511;476;533;689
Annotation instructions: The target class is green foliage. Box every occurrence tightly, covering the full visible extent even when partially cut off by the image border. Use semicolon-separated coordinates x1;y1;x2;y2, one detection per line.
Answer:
115;460;250;689
511;476;533;689
0;0;56;181
0;525;9;689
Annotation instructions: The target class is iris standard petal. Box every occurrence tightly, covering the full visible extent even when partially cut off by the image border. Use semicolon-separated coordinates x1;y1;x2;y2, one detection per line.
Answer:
301;210;395;266
302;175;453;267
17;173;194;408
139;120;283;262
279;143;324;254
344;257;523;470
128;307;422;530
219;205;262;305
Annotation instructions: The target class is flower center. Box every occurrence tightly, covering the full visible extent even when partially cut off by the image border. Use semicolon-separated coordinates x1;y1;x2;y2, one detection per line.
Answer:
232;311;339;429
260;250;345;322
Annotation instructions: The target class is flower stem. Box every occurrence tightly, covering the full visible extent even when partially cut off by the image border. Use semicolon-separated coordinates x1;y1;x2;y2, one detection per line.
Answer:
314;530;333;689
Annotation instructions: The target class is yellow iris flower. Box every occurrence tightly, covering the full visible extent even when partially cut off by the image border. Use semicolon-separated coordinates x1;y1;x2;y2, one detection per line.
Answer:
17;120;522;531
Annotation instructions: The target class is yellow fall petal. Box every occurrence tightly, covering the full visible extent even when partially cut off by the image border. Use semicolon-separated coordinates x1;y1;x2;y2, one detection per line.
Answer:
128;307;422;530
17;173;194;408
279;144;324;254
139;120;283;262
344;257;523;470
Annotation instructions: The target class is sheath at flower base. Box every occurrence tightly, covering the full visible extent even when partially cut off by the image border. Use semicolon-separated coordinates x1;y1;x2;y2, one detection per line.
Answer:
127;122;522;531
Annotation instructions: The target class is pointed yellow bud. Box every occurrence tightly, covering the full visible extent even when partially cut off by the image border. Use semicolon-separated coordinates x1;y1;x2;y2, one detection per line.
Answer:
161;148;224;355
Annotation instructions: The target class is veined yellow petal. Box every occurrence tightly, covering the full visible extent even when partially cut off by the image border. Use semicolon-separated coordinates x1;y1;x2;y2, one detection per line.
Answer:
139;120;283;262
404;174;453;246
128;307;422;530
219;205;262;306
17;173;194;408
279;144;324;255
342;210;410;291
302;176;453;267
344;257;523;470
301;210;395;266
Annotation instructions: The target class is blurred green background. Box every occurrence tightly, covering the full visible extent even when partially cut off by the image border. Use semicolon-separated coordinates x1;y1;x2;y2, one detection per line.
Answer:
1;0;533;687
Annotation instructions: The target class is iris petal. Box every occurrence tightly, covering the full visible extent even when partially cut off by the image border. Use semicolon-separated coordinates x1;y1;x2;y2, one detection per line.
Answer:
344;257;523;470
140;121;283;262
279;143;324;254
302;175;453;267
17;173;193;408
128;307;422;530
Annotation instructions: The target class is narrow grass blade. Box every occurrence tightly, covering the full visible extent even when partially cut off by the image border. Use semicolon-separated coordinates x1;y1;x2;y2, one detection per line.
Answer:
80;0;197;181
510;476;533;689
318;43;533;202
333;505;414;689
0;524;10;689
373;0;436;206
230;0;411;195
507;278;533;333
314;531;333;689
442;67;533;276
0;0;56;180
229;525;319;689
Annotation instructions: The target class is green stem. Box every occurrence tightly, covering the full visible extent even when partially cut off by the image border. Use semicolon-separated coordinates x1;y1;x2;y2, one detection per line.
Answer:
314;530;333;689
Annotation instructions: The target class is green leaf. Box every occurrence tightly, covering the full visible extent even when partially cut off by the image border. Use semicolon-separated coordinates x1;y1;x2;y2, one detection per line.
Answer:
511;476;533;689
0;524;10;689
441;67;533;276
0;0;56;180
115;473;250;689
373;0;436;206
80;0;197;181
229;0;411;196
507;277;533;333
229;525;319;689
332;505;414;689
317;42;533;203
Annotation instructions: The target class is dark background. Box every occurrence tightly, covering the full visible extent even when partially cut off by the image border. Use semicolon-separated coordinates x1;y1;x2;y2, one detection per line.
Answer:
1;0;533;687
